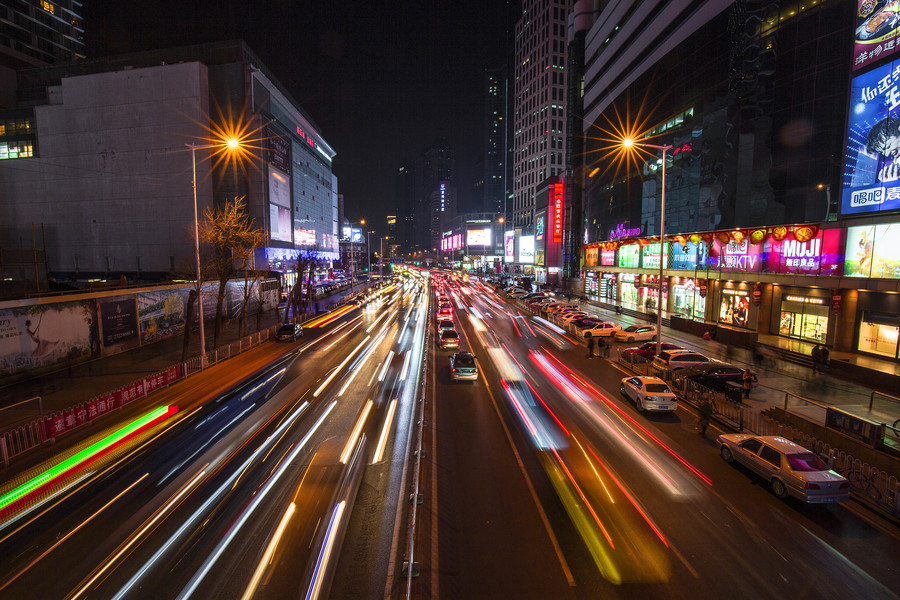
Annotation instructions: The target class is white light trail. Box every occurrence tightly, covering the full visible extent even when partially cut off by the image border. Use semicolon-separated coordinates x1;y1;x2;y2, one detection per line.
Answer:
377;350;395;382
305;501;346;600
313;337;370;397
373;399;397;464
399;351;411;381
340;400;373;464
239;502;296;600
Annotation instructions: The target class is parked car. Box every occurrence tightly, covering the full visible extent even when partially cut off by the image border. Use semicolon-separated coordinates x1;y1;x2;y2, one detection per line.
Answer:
450;352;479;382
439;328;460;350
547;303;579;315
621;342;682;361
717;435;851;503
651;349;711;373
614;324;658;342
619;376;678;412
674;363;758;391
561;311;591;324
579;321;622;338
508;289;529;298
571;318;602;330
275;323;303;342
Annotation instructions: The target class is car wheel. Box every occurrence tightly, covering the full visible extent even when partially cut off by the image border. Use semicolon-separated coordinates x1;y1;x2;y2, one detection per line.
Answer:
771;478;788;499
628;336;635;342
584;332;592;338
620;383;627;397
652;335;657;341
636;398;644;412
720;445;734;463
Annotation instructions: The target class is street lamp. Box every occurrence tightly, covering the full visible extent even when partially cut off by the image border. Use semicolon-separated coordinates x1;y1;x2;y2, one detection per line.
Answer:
622;137;672;356
186;138;240;362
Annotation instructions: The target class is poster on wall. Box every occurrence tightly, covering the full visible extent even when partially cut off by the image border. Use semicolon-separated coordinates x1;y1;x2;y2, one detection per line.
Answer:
138;288;187;344
585;272;599;296
719;289;751;328
99;298;140;350
617;244;641;268
269;167;292;242
853;1;900;72
842;59;900;216
710;238;763;272
763;228;845;276
641;243;670;270
0;300;99;377
584;246;599;267
844;222;900;278
467;228;491;246
601;248;616;266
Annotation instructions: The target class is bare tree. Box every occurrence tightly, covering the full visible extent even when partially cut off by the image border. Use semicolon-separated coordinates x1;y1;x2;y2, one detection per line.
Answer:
285;251;318;322
198;196;267;347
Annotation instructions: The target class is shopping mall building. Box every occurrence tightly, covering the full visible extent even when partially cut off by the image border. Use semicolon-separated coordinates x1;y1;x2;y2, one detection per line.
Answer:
576;1;900;362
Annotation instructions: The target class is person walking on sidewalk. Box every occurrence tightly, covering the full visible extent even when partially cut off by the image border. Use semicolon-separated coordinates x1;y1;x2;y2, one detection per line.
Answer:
597;336;606;359
811;344;822;374
698;395;714;435
742;369;752;398
820;345;829;371
586;336;595;358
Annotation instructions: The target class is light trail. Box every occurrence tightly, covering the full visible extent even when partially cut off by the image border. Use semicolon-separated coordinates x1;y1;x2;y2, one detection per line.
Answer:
313;336;370;397
341;400;373;464
321;321;364;353
305;501;346;600
373;399;398;463
239;502;296;600
377;350;395;382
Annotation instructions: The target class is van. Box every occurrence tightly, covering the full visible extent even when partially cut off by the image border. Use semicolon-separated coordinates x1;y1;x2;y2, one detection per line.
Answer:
651;349;710;373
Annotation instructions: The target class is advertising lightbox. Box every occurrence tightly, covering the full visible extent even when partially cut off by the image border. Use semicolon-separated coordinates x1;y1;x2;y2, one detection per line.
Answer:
617;244;641;268
504;231;515;260
601;248;616;266
842;59;900;216
844;222;900;278
853;1;900;72
641;243;670;270
518;235;535;264
268;167;292;242
467;228;491;246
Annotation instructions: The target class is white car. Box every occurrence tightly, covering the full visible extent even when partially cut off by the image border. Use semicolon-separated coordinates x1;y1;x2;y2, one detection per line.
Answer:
619;376;678;412
717;435;851;503
546;303;578;315
561;311;591;325
614;324;658;342
508;289;529;298
579;321;622;338
450;352;479;382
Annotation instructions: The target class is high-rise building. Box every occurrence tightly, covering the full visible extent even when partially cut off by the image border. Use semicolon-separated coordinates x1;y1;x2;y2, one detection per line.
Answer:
484;67;509;217
414;139;453;253
395;163;415;254
512;0;573;231
0;0;85;108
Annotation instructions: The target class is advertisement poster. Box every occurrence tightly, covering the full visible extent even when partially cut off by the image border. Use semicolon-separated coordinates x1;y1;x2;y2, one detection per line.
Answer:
504;231;515;261
710;238;763;272
585;272;599;296
601;248;616;266
467;228;491;246
138;288;187;344
844;222;900;278
518;235;535;264
269;167;292;242
853;1;900;72
641;243;670;270
584;246;599;267
762;228;845;276
719;289;752;329
842;60;900;216
617;244;641;268
0;300;99;377
99;298;140;350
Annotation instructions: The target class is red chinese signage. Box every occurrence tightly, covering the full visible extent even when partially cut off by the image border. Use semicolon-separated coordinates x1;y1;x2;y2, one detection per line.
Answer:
551;183;563;243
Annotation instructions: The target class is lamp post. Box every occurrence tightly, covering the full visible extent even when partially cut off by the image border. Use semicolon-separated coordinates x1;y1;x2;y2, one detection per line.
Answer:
623;138;671;356
366;230;373;282
186;139;239;362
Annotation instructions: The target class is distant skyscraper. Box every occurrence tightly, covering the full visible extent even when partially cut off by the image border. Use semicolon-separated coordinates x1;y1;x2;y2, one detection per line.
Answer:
396;163;415;253
414;139;453;252
512;0;572;231
484;67;509;217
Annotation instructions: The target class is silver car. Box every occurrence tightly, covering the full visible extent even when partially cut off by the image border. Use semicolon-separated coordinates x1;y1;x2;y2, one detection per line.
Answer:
450;352;479;382
717;434;850;503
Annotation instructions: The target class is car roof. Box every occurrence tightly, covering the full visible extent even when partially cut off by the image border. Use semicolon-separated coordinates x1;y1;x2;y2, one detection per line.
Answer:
634;376;669;385
753;436;807;453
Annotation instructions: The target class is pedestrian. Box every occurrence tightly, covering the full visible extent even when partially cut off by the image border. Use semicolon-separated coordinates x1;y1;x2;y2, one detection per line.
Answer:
820;345;830;370
697;394;714;435
597;336;606;359
586;336;595;358
703;331;713;341
752;344;763;368
811;344;822;374
742;369;752;398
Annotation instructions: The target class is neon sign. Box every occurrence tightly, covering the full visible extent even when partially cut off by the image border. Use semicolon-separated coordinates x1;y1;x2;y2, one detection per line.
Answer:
610;223;642;240
551;183;563;243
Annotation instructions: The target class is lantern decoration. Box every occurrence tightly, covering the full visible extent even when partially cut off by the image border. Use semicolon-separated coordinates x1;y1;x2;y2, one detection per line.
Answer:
701;232;716;245
771;226;788;241
732;230;746;243
716;231;731;244
793;224;818;242
749;229;767;245
689;233;702;245
638;238;650;247
675;235;687;246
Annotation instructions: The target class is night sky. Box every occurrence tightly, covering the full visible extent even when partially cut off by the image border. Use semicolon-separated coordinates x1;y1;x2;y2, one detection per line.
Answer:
82;1;517;227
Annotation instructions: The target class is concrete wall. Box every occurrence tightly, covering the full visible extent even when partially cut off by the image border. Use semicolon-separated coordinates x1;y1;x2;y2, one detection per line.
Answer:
0;62;212;277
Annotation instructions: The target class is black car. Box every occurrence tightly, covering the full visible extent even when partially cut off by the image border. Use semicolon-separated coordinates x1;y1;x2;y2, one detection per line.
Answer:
275;323;303;342
674;363;757;391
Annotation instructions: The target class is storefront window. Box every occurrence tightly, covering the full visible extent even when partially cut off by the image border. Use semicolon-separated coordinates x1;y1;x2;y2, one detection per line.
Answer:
600;273;617;302
620;274;639;307
858;312;900;359
719;289;752;329
778;296;828;343
673;279;705;321
585;272;599;296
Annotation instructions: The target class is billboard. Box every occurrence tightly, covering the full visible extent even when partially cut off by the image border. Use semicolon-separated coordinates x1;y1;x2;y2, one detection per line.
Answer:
763;227;845;276
844;222;900;278
467;228;491;246
641;243;670;270
518;235;535;264
269;167;292;242
842;60;900;216
617;244;641;268
504;231;515;261
853;1;900;72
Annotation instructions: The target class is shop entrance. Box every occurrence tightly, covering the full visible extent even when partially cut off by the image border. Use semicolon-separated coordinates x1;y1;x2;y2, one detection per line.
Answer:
778;296;828;343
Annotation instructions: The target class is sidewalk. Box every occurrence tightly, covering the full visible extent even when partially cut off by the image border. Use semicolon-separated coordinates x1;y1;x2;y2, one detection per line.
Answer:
0;283;375;430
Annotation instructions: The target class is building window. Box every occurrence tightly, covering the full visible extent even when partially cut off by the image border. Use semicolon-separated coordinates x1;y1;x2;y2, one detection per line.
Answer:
41;0;55;14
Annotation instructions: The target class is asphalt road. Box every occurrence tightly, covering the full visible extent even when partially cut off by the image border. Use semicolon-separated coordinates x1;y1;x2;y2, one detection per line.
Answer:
415;277;900;599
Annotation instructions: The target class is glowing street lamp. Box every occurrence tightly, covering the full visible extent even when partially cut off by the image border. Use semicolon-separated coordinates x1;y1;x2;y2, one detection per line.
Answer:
186;137;241;363
622;137;672;357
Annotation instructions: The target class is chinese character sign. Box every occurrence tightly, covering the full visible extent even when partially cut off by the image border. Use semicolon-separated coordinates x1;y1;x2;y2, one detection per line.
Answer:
853;1;900;72
842;59;900;216
551;183;564;243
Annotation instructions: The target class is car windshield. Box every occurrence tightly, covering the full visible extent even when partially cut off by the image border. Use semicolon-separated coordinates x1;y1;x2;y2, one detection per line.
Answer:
645;383;672;393
454;356;476;367
277;325;295;333
442;331;459;339
623;326;638;332
786;452;827;472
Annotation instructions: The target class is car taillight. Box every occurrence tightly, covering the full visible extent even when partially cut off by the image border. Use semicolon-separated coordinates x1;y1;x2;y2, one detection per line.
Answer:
804;482;821;490
451;368;458;373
